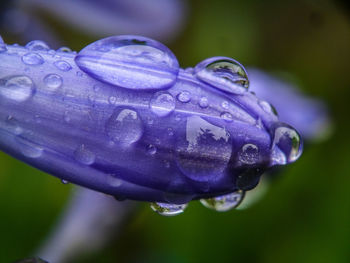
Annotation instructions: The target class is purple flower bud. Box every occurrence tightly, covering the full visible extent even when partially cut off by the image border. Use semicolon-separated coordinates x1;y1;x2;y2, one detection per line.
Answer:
0;35;302;212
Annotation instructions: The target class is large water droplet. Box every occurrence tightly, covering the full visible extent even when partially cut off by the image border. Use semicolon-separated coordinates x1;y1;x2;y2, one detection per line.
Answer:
22;52;44;65
150;202;187;216
150;92;175;117
54;60;72;72
75;35;179;90
194;57;249;94
272;123;303;164
200;190;245;212
106;107;143;144
176;116;232;181
0;75;35;102
16;135;43;158
239;143;259;165
74;144;95;165
25;40;50;51
43;74;62;92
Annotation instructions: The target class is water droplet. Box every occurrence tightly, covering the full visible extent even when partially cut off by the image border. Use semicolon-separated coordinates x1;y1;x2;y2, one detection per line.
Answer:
0;43;7;53
0;75;35;102
43;74;62;91
22;53;44;65
16;135;43;158
76;71;83;77
239;144;259;165
200;190;245;212
272;123;302;164
74;144;95;165
4;116;23;135
175;116;232;181
221;101;229;109
220;112;233;122
54;60;72;71
57;46;72;53
93;84;100;92
199;97;209;108
259;100;278;116
177;91;191;103
75;35;179;90
150;92;175;117
25;40;50;51
107;174;123;187
61;179;69;184
147;144;157;155
194;57;249;94
108;96;117;104
106;107;143;144
150;202;187;216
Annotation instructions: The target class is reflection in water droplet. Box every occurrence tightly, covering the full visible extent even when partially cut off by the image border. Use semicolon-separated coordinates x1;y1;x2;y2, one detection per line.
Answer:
43;74;62;91
177;91;191;103
25;40;50;51
106;107;143;144
0;75;35;102
200;190;245;212
272;123;302;164
222;101;229;109
57;46;72;53
22;53;44;65
150;92;175;117
194;57;249;94
74;144;95;165
147;144;157;155
150;202;187;216
239;144;259;165
199;97;209;108
16;135;43;158
176;116;232;181
75;35;179;90
54;60;72;72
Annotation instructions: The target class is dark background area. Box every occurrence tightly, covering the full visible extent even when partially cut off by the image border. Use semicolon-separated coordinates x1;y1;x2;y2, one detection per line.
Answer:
1;0;350;262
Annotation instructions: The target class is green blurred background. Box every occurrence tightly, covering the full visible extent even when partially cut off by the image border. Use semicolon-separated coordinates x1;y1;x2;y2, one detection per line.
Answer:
1;0;350;262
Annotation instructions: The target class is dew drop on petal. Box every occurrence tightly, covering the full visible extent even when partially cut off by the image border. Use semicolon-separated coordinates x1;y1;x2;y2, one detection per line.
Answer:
16;135;43;158
194;57;249;94
74;144;95;165
25;40;50;51
57;46;72;53
0;75;35;102
4;116;23;135
150;202;187;216
199;97;209;108
146;144;157;155
200;190;245;212
75;35;179;90
259;100;278;116
220;112;233;122
177;91;191;103
22;52;44;65
43;74;62;91
175;116;232;181
239;144;259;165
106;107;143;144
54;60;72;72
150;92;175;117
272;123;302;164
